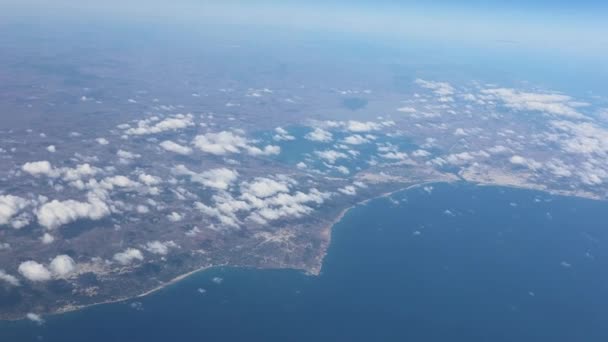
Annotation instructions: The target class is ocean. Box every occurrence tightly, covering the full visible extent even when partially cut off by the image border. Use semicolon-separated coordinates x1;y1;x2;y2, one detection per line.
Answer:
2;182;608;341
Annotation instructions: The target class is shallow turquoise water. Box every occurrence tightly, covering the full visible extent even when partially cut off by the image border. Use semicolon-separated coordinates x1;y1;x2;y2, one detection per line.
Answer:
3;183;608;341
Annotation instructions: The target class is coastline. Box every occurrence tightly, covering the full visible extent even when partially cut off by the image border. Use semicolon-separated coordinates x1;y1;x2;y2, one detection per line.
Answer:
310;180;446;276
5;179;605;322
20;181;435;321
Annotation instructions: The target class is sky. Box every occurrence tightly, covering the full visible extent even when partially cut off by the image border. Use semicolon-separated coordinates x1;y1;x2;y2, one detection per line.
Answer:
2;0;607;56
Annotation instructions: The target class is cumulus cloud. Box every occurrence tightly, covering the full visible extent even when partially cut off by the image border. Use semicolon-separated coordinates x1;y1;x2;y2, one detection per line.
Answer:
167;211;183;222
241;178;290;198
117;150;141;160
124;114;194;135
305;128;333;142
144;240;177;255
62;164;99;182
342;134;373;145
36;194;110;230
22;162;99;183
397;106;417;113
138;173;161;186
481;88;586;119
195;175;330;228
415;79;454;101
160;140;192;155
550;120;608;155
445;152;476;165
245;188;330;224
41;233;55;244
46;145;56;153
173;165;239;190
344;120;384;132
101;175;138;189
192;131;280;156
113;248;144;265
415;79;454;96
509;155;542;170
18;261;52;282
273;127;295;141
0;270;20;286
412;149;431;157
318;120;393;133
95;138;109;145
338;185;357;195
314;150;348;164
0;195;30;227
22;161;55;177
376;143;413;163
49;255;76;278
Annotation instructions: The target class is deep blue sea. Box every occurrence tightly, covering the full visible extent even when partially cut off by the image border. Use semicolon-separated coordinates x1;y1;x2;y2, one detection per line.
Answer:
3;183;608;341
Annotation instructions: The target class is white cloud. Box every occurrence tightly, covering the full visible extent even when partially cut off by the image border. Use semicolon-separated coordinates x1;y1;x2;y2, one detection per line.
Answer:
41;233;55;244
49;255;76;278
377;143;412;162
314;150;348;164
273;127;295;141
412;149;431;157
160;140;192;155
305;128;333;142
241;178;290;198
167;212;183;222
136;205;150;214
397;106;417;113
61;164;99;182
338;185;357;195
18;261;52;282
550;120;608;155
345;120;382;133
113;248;144;265
192;131;280;156
117;150;140;160
415;79;455;97
95;138;109;145
36;195;110;230
246;188;330;224
22;162;99;183
0;195;30;227
481;88;586;119
445;152;475;165
124;114;194;135
195;176;331;228
144;240;177;255
0;270;20;286
317;120;393;133
173;165;239;190
22;161;55;177
342;134;372;145
509;155;542;170
486;145;510;154
101;175;138;189
138;173;161;186
46;145;56;153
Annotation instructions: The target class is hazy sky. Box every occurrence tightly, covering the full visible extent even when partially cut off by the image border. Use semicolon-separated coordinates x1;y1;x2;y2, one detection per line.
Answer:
2;0;607;56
